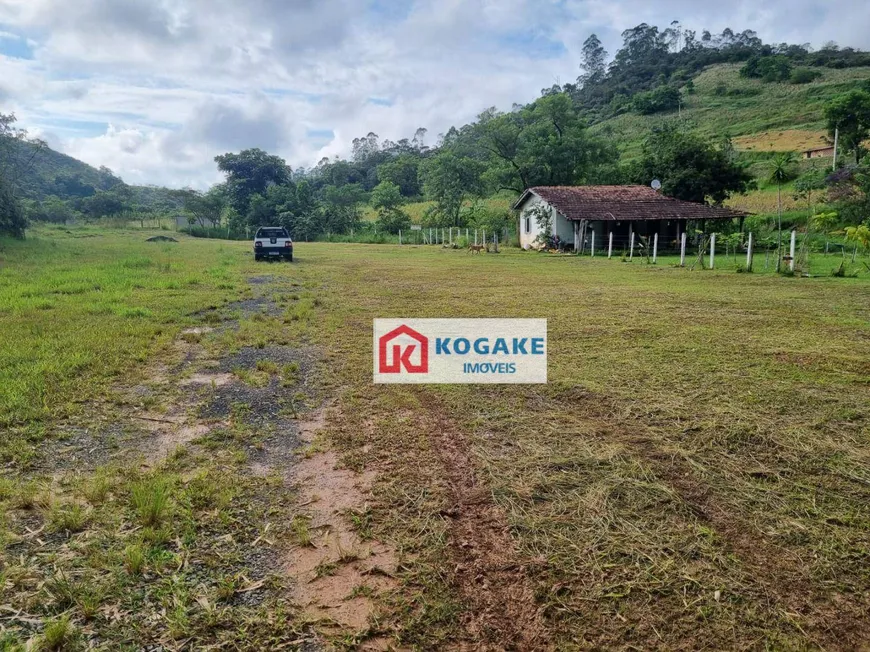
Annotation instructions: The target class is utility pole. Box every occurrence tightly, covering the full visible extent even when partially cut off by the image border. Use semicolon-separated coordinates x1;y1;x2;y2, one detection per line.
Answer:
833;127;839;172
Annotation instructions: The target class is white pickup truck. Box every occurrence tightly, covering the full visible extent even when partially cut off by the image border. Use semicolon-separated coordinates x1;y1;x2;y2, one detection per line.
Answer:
253;227;293;262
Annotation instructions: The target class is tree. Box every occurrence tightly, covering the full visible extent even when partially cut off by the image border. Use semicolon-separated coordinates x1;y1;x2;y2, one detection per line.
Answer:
420;151;485;227
768;152;798;271
27;196;77;224
321;183;365;234
79;190;126;218
792;169;826;213
214;149;291;214
631;123;754;205
371;181;410;234
473;94;615;193
0;175;26;238
377;155;421;197
580;34;607;84
0;112;46;237
825;90;870;164
171;186;226;227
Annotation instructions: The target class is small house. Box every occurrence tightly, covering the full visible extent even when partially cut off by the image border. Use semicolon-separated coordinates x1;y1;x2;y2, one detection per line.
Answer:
802;146;835;160
514;186;748;252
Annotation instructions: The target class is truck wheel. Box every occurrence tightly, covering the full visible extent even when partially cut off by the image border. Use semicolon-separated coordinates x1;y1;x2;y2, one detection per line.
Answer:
288;253;293;262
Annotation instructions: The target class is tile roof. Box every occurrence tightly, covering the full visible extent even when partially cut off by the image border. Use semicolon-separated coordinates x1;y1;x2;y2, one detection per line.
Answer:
513;186;749;221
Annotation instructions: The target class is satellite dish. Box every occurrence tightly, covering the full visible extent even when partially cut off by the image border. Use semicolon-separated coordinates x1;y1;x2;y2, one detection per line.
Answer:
651;179;662;191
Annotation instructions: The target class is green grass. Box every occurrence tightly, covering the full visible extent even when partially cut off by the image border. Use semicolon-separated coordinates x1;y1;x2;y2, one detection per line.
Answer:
0;226;248;464
2;226;870;649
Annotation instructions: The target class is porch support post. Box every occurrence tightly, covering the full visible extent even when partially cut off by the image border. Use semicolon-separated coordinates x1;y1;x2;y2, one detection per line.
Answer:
680;232;687;267
746;232;754;272
653;232;658;264
608;231;614;259
591;230;596;257
573;221;580;254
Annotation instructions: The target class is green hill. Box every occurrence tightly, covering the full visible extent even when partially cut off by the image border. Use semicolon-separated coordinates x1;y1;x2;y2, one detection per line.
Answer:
4;137;177;211
5;137;112;200
590;63;870;160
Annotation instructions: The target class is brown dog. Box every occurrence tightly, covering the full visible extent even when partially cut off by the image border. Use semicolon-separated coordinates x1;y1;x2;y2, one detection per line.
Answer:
469;244;485;254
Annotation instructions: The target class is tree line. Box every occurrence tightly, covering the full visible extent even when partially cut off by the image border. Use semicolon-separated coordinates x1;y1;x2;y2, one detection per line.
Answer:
3;21;870;240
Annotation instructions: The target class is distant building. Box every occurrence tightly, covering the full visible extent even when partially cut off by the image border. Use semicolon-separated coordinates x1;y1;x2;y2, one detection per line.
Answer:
513;186;748;252
802;146;835;159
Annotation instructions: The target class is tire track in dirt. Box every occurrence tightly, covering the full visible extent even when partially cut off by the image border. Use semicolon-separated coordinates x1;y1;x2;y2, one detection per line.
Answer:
418;392;552;651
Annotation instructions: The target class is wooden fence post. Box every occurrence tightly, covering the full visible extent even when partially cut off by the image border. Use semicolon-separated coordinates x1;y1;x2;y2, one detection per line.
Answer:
710;233;716;269
652;233;658;264
474;229;478;246
746;232;754;271
790;229;797;271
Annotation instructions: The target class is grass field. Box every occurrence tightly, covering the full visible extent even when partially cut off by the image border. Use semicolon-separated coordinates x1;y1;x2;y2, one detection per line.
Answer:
1;227;869;649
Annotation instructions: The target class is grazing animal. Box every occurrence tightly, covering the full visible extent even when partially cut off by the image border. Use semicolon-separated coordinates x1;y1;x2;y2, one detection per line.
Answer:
469;244;485;255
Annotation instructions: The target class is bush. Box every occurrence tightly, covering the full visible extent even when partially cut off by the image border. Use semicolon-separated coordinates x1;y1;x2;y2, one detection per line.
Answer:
791;68;823;84
632;86;681;115
740;55;793;83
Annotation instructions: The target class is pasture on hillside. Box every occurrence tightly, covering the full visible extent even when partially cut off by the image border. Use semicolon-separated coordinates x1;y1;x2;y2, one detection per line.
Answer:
1;227;869;649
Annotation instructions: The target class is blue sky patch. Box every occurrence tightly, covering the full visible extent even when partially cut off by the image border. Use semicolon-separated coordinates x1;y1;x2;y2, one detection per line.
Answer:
0;30;34;60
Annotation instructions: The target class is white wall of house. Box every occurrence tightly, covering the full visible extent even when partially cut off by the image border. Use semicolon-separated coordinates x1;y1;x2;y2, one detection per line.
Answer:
518;193;574;249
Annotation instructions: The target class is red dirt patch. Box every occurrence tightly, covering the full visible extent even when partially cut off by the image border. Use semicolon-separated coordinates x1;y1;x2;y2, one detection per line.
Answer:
284;410;398;639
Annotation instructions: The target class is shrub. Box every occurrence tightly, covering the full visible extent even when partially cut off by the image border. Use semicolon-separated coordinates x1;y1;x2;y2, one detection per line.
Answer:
791;68;823;84
632;86;681;115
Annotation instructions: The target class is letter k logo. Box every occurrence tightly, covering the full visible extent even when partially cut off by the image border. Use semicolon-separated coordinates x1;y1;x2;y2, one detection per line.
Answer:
378;325;429;374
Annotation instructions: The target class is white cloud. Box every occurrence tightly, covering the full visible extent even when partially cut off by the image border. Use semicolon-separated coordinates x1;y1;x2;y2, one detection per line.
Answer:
0;0;868;188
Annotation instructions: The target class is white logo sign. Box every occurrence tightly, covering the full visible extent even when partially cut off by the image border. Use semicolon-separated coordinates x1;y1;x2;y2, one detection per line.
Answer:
374;319;547;384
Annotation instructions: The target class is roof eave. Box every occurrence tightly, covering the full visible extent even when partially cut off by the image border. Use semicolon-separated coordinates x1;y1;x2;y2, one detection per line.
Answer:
512;189;537;211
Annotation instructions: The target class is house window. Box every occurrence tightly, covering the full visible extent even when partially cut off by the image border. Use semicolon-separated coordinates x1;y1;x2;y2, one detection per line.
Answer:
524;216;531;233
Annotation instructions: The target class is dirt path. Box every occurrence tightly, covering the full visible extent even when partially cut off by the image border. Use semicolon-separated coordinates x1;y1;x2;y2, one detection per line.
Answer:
284;406;399;644
419;393;552;651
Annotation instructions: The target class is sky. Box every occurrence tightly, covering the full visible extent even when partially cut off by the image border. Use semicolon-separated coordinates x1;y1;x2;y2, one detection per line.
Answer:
0;0;868;189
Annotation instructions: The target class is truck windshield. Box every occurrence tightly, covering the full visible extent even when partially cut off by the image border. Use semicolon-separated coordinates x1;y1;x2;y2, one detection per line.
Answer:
257;229;288;239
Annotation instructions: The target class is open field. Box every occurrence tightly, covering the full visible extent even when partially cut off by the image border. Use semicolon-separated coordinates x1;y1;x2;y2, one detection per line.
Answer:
1;227;870;649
